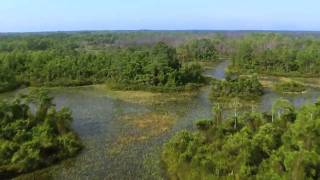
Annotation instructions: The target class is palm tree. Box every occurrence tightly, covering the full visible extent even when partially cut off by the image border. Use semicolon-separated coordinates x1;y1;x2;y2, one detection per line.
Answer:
213;103;223;126
231;98;241;129
27;89;54;123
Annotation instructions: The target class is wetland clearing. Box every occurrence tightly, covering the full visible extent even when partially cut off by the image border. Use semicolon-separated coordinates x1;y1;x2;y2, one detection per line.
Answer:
4;60;319;179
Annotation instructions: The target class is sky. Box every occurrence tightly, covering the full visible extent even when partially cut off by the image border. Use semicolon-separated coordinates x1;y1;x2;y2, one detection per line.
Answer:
1;0;320;32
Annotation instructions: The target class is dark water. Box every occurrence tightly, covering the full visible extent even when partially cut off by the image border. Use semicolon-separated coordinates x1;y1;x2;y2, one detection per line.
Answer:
1;60;319;180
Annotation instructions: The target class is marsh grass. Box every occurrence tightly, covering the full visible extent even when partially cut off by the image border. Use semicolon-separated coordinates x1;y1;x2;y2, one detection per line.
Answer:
107;112;176;155
259;76;320;92
94;84;197;105
124;112;175;130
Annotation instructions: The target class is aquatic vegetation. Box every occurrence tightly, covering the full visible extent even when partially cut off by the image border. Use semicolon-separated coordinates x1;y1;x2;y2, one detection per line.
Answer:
143;150;163;180
0;90;82;178
96;85;197;105
162;99;320;179
123;112;176;132
259;75;320;91
107;135;147;156
258;76;285;88
274;81;306;93
295;77;320;89
107;112;176;155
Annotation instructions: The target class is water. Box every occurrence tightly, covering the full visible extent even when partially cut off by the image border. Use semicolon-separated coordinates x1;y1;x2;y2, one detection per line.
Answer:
10;87;212;180
2;60;319;180
203;60;230;80
259;87;320;111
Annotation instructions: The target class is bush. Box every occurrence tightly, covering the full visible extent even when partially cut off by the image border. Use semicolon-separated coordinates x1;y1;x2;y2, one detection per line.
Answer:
0;90;82;178
195;119;212;130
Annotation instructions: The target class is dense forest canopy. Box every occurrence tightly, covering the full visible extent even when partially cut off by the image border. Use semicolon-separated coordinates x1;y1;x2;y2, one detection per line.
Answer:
231;33;320;76
177;39;219;62
0;90;82;178
0;31;228;51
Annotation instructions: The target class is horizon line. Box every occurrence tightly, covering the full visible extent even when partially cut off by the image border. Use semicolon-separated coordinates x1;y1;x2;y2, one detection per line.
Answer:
1;29;320;34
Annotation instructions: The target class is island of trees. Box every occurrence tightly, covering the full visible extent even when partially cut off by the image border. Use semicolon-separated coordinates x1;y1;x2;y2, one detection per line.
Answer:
210;75;264;101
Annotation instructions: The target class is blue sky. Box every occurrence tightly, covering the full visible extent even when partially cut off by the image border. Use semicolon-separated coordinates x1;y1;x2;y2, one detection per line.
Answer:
1;0;320;32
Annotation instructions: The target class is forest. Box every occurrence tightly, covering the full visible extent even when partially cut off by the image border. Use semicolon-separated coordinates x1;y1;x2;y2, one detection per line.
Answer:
230;33;320;76
2;32;320;93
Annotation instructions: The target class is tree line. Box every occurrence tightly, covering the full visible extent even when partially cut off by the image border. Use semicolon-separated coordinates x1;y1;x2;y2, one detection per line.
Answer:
231;33;320;76
6;32;320;93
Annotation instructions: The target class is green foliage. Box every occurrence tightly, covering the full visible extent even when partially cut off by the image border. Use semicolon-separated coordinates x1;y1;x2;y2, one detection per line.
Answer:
231;33;320;76
0;90;82;178
195;119;212;130
0;65;20;93
2;32;320;93
177;39;219;62
0;34;207;92
162;99;320;179
210;75;264;100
